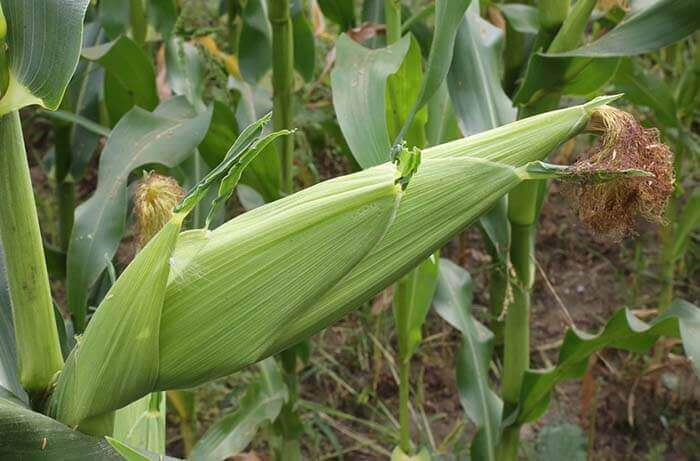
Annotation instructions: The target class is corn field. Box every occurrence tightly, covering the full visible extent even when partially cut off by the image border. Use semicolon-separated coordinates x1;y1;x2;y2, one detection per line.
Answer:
0;0;699;460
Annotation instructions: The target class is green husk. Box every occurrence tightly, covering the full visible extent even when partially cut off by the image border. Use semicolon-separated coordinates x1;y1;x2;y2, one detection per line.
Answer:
51;97;616;426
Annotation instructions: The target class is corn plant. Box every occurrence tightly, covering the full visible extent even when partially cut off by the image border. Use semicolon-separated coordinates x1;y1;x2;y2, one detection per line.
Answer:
1;1;699;460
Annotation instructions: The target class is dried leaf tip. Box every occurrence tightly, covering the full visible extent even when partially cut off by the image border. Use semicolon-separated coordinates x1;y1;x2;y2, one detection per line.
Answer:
572;106;675;241
134;172;185;246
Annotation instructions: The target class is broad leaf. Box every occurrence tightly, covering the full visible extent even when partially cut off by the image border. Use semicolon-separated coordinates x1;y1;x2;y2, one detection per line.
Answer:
292;0;315;82
318;0;355;31
331;34;411;168
66;23;107;179
393;254;439;361
497;4;539;35
0;397;121;460
83;36;159;125
514;299;700;424
393;0;471;147
239;0;272;83
66;98;212;331
165;38;207;112
106;437;182;461
447;2;516;136
433;259;502;461
0;0;90;115
549;0;700;57
190;358;287;461
672;190;700;261
613;58;679;127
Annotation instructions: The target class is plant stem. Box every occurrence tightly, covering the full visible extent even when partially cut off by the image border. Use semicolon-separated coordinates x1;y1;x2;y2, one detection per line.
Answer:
277;348;302;461
385;0;402;45
268;0;295;194
54;121;75;252
398;357;411;453
227;0;242;53
0;112;64;398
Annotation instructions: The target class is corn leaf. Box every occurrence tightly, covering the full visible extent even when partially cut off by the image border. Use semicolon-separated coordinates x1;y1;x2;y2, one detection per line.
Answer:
331;34;411;168
66;97;211;332
433;259;502;461
548;0;700;57
613;58;679;127
392;0;471;148
496;4;539;35
239;0;272;83
165;37;207;112
82;36;159;125
0;0;90;115
292;0;315;82
65;23;107;179
515;0;700;108
447;1;516;136
0;397;121;460
317;0;355;31
672;190;700;261
190;358;287;461
513;299;700;424
394;254;439;361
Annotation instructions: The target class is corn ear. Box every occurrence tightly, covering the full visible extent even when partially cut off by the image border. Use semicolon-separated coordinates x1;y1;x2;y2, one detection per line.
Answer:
158;96;618;388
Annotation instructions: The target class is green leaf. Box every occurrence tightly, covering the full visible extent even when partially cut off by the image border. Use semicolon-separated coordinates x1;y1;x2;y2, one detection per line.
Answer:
318;0;355;31
199;100;239;167
292;0;315;82
165;37;207;111
113;393;166;454
386;36;427;149
447;1;516;136
393;254;439;361
613;58;679;127
0;397;121;460
66;98;212;331
0;0;90;115
65;23;107;179
0;242;27;404
433;259;502;461
331;34;411;168
497;4;539;35
239;0;272;83
83;36;159;125
535;423;587;461
98;0;130;39
393;0;471;147
548;0;700;57
190;358;287;461
425;83;461;146
514;299;700;424
672;189;700;261
147;0;178;40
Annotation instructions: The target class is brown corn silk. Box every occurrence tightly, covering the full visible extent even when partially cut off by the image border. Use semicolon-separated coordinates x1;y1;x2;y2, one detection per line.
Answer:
571;106;674;240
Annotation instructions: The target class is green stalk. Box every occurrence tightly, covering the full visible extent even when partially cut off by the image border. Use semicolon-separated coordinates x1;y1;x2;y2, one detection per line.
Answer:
0;112;64;398
398;357;411;453
385;0;402;45
53;121;75;252
269;2;301;456
227;0;242;53
268;0;295;194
